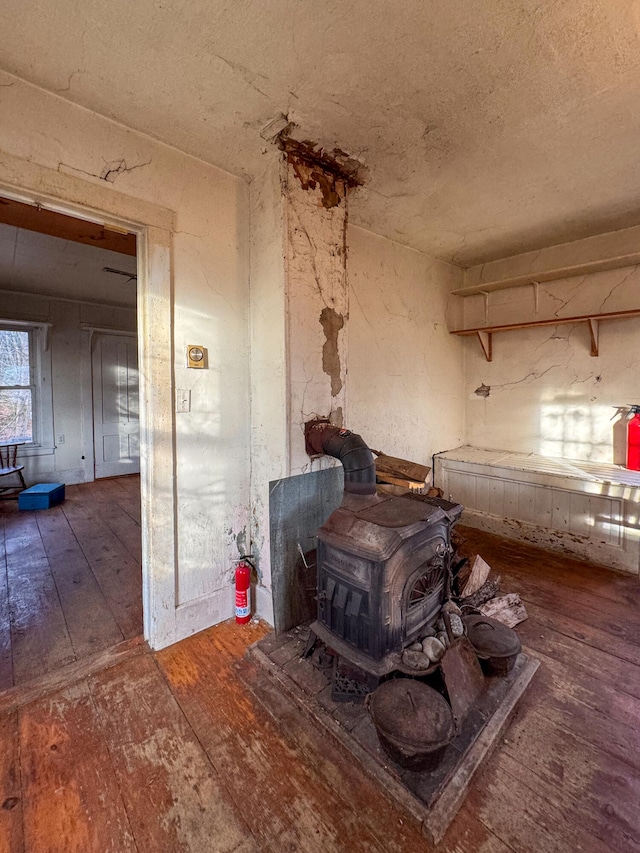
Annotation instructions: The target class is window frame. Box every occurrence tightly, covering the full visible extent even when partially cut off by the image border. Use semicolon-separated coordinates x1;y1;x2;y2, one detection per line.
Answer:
0;320;54;456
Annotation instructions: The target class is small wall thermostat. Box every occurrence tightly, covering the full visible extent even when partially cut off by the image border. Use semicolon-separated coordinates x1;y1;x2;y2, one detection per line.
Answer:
187;345;207;368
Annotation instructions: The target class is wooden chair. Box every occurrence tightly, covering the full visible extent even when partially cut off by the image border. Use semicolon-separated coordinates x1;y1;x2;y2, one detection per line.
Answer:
0;443;27;498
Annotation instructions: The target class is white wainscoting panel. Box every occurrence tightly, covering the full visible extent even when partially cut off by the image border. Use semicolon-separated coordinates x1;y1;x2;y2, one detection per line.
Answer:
435;447;640;574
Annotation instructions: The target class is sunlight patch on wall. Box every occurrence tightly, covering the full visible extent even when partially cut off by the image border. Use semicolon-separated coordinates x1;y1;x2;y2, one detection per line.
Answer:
539;402;612;462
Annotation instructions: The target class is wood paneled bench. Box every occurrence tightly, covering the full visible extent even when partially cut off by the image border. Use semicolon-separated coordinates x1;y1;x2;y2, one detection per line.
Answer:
434;446;640;575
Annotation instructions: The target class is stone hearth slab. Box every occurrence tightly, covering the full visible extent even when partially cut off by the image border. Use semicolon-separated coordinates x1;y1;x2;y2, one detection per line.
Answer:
249;625;539;845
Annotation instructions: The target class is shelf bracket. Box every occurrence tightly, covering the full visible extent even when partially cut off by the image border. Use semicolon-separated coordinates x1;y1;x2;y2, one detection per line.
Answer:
479;290;490;325
476;330;493;362
531;280;539;315
587;318;599;357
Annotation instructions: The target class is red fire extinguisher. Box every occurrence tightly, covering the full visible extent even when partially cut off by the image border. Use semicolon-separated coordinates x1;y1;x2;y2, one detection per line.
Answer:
627;406;640;471
235;558;253;624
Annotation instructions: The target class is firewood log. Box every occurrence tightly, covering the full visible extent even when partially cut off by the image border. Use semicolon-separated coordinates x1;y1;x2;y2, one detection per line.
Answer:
372;451;430;489
480;593;528;628
461;555;491;597
460;576;501;609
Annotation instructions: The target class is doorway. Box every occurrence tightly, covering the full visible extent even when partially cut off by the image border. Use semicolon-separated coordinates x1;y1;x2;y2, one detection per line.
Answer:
0;195;144;691
0;154;184;655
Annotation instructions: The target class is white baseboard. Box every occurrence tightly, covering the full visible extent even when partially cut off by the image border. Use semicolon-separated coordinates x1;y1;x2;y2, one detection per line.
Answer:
254;583;274;626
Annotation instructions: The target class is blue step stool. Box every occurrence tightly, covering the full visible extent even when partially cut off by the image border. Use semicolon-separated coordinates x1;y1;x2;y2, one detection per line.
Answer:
18;482;65;511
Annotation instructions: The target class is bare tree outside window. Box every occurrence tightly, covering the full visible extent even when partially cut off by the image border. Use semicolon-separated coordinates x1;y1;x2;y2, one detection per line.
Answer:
0;330;33;442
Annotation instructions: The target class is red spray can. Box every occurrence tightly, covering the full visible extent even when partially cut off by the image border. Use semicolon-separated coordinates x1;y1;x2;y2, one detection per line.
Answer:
235;559;252;624
627;406;640;471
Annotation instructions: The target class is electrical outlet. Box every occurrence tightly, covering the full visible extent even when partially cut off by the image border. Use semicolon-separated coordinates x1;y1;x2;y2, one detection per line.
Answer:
176;389;191;413
57;434;65;445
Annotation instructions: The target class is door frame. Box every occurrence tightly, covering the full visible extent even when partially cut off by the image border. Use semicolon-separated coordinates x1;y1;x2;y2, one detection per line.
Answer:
0;149;177;649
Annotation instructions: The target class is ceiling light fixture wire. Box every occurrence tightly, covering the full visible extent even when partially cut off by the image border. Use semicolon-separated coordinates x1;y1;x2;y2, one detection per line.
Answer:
103;266;137;283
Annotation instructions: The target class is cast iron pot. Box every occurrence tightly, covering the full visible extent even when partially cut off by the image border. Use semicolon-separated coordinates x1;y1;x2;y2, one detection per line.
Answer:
365;679;455;772
463;614;522;675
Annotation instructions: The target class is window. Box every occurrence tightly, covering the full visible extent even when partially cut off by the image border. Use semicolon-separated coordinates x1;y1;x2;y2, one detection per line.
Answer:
0;322;53;452
0;328;34;442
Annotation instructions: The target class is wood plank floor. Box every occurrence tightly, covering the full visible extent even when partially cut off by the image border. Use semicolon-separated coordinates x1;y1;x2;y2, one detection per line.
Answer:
2;525;640;851
0;476;142;692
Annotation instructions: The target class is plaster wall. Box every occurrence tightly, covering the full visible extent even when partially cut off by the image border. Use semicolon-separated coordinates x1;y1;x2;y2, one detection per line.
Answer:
348;226;465;465
462;252;640;462
0;72;251;634
248;155;287;622
463;224;640;290
248;156;350;615
0;290;136;485
284;159;349;473
461;265;640;331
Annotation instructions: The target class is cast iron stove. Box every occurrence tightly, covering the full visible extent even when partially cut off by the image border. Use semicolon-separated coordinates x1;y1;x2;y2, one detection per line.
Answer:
311;491;463;676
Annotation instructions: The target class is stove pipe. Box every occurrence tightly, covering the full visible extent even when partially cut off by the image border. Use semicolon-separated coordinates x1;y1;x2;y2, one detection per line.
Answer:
304;419;376;496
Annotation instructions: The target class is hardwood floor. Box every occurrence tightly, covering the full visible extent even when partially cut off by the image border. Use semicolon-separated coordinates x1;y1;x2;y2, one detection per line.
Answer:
2;525;640;851
0;476;142;692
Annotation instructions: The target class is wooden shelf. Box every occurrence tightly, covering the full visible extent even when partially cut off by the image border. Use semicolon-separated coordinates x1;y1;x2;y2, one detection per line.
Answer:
450;308;640;361
452;252;640;297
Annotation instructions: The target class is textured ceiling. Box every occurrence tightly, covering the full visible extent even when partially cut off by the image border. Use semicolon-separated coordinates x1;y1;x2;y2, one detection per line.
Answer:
0;223;137;307
2;1;640;265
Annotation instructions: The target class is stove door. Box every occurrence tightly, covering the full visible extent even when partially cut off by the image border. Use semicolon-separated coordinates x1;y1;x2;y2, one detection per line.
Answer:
318;572;373;655
402;541;447;644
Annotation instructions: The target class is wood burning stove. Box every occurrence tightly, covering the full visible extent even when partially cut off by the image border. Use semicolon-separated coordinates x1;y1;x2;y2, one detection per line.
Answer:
305;420;463;676
312;490;462;675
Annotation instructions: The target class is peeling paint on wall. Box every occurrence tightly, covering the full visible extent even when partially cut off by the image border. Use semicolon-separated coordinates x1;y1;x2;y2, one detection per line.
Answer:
289;155;344;210
284;152;351;473
320;306;344;396
249;139;362;608
250;500;264;583
235;525;248;557
279;135;366;189
277;134;367;211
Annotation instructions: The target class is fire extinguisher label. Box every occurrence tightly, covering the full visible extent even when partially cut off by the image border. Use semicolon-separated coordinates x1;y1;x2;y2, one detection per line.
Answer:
235;591;250;618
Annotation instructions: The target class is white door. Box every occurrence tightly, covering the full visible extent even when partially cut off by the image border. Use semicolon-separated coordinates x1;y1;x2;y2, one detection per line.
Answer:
92;333;140;478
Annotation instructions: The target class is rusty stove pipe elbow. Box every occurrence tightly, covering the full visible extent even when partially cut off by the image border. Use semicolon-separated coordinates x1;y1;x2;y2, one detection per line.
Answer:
304;419;377;496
